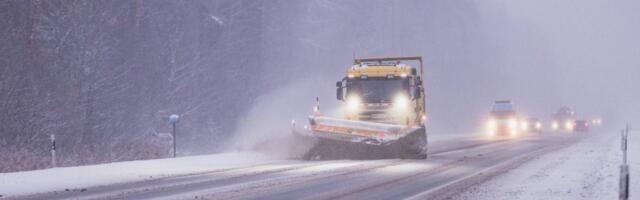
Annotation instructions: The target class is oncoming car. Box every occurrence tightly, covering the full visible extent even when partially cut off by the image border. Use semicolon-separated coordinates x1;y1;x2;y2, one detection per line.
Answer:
486;100;520;137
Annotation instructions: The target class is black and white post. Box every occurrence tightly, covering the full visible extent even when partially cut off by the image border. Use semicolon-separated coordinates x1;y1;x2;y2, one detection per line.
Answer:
50;134;56;168
169;114;180;158
620;125;630;200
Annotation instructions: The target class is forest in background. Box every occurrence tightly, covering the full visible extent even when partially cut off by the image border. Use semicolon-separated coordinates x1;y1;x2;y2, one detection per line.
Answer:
2;0;638;172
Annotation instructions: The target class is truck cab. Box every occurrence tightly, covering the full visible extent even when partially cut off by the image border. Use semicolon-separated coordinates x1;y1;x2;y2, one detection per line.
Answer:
303;57;428;160
336;59;426;127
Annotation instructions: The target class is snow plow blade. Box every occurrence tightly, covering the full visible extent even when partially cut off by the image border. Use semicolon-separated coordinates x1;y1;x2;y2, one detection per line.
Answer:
293;115;427;160
307;116;421;146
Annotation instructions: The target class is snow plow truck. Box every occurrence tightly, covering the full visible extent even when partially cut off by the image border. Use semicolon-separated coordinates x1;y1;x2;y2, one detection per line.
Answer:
294;57;428;160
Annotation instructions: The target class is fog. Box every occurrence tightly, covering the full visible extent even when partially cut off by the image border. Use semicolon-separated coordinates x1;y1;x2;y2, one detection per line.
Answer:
255;0;640;134
1;0;638;172
471;0;640;129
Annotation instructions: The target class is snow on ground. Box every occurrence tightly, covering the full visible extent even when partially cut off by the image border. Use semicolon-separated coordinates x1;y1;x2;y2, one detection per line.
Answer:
0;132;479;198
429;131;488;141
453;129;639;200
0;152;278;197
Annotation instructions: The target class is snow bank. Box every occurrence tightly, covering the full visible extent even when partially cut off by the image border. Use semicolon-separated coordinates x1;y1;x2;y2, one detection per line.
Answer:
452;130;638;200
0;152;276;197
631;130;639;200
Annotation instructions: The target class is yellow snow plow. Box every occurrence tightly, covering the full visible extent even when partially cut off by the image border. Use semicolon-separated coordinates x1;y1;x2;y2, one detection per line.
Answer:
294;57;428;160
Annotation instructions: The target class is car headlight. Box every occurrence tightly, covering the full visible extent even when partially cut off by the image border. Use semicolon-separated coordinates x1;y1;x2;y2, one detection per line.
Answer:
346;95;362;113
393;94;410;112
535;122;542;130
552;121;559;130
592;118;602;125
521;121;529;131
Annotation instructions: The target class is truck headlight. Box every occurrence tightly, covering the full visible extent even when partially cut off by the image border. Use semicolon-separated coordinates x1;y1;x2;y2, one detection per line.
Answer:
346;95;362;113
486;119;497;130
535;122;542;130
552;121;559;130
393;94;409;112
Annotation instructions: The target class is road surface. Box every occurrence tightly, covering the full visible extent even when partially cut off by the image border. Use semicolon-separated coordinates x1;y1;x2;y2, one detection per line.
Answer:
11;133;580;200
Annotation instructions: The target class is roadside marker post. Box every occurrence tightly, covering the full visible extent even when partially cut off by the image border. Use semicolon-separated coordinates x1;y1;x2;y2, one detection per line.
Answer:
50;134;56;168
169;114;180;158
620;126;629;200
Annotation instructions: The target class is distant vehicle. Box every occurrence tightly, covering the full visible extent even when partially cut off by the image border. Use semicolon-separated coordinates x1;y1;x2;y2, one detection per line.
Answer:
574;120;589;132
486;100;520;137
524;118;543;134
551;107;576;132
591;118;603;126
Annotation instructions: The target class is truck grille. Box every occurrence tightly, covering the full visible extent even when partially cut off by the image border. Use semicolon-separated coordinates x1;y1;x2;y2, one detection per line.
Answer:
358;109;399;124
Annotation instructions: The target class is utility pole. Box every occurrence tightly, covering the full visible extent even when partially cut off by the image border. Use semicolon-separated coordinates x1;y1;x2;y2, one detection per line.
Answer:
50;134;56;168
169;114;180;158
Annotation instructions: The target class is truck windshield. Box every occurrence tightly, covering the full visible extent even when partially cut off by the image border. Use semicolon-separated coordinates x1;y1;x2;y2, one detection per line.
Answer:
492;103;514;112
491;102;515;118
347;78;410;102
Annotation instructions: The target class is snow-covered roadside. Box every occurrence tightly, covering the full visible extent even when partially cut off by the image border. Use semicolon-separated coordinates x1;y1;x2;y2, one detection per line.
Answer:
453;130;638;200
0;152;277;197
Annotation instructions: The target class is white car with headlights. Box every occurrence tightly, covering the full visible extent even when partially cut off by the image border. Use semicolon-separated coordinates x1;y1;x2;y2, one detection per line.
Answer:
486;100;521;137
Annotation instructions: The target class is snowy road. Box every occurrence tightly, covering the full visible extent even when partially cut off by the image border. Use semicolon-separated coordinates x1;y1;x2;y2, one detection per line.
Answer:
8;134;580;200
